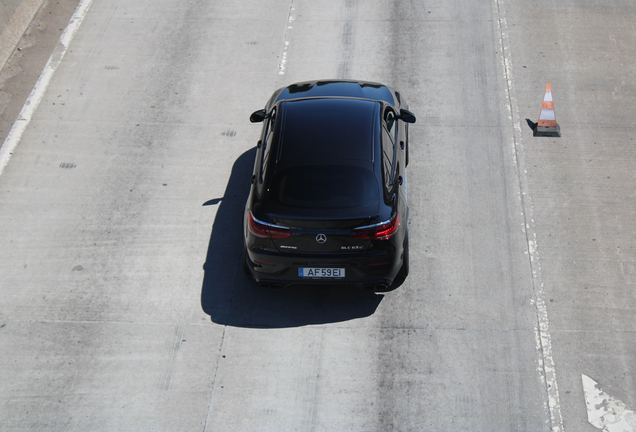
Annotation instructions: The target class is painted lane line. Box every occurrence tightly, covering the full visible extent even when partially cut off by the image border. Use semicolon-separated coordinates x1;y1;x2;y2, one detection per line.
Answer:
493;0;564;430
277;1;295;75
583;374;636;432
0;0;94;177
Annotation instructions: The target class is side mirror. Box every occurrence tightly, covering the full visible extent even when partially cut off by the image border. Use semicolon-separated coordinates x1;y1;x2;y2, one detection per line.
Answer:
250;109;266;123
399;109;416;124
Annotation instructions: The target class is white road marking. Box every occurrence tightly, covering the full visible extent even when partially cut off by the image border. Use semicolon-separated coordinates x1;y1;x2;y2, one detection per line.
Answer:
278;2;295;75
493;0;564;430
0;0;94;177
583;374;636;432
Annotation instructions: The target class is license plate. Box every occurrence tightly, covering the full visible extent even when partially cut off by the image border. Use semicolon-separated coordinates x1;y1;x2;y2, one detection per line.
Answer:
298;268;345;278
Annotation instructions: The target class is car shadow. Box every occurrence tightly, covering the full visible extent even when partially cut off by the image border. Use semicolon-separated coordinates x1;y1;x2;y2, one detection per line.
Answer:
200;148;384;328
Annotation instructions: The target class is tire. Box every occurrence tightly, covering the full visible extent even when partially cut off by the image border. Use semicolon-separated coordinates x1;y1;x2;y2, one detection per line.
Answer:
242;245;251;276
405;124;409;167
385;233;410;291
397;233;409;281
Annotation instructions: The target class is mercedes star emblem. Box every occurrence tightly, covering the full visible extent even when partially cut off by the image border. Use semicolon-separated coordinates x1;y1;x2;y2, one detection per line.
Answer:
316;234;327;244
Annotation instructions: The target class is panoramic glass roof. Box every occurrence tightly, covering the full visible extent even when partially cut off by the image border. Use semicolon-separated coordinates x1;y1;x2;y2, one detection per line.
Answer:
277;98;377;167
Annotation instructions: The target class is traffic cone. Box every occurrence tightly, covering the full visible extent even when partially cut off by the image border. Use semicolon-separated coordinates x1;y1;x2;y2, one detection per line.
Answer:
533;83;561;137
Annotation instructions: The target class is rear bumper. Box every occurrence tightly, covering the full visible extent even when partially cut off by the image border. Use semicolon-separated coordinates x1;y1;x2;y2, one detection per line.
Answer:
245;247;401;290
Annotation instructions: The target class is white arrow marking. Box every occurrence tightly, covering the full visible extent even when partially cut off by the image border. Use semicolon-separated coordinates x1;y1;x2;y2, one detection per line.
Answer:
582;374;636;432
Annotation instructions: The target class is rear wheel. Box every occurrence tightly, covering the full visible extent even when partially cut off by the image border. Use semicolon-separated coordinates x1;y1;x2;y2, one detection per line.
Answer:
401;234;410;276
381;234;409;292
242;245;251;276
395;233;410;282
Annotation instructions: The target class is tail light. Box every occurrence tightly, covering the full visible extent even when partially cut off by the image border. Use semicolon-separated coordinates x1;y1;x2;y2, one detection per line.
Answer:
248;211;291;239
352;213;400;240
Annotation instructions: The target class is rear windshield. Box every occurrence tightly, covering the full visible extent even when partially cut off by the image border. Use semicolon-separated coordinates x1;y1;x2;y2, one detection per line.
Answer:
267;165;379;210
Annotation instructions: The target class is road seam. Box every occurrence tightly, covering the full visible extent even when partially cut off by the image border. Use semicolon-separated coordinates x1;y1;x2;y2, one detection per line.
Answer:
0;0;93;177
493;0;564;431
202;249;243;432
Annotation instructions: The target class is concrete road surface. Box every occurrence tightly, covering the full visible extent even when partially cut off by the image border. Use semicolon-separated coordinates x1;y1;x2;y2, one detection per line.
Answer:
0;0;634;431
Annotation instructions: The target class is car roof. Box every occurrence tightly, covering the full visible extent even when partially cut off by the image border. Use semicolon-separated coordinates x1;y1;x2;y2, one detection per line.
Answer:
275;97;379;171
273;80;395;106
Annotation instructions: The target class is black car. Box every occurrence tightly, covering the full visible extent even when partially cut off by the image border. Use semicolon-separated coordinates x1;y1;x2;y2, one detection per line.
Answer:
242;80;416;291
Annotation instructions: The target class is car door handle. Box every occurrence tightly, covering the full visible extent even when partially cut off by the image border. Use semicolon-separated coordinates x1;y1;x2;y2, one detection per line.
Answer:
398;176;403;185
400;140;405;150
